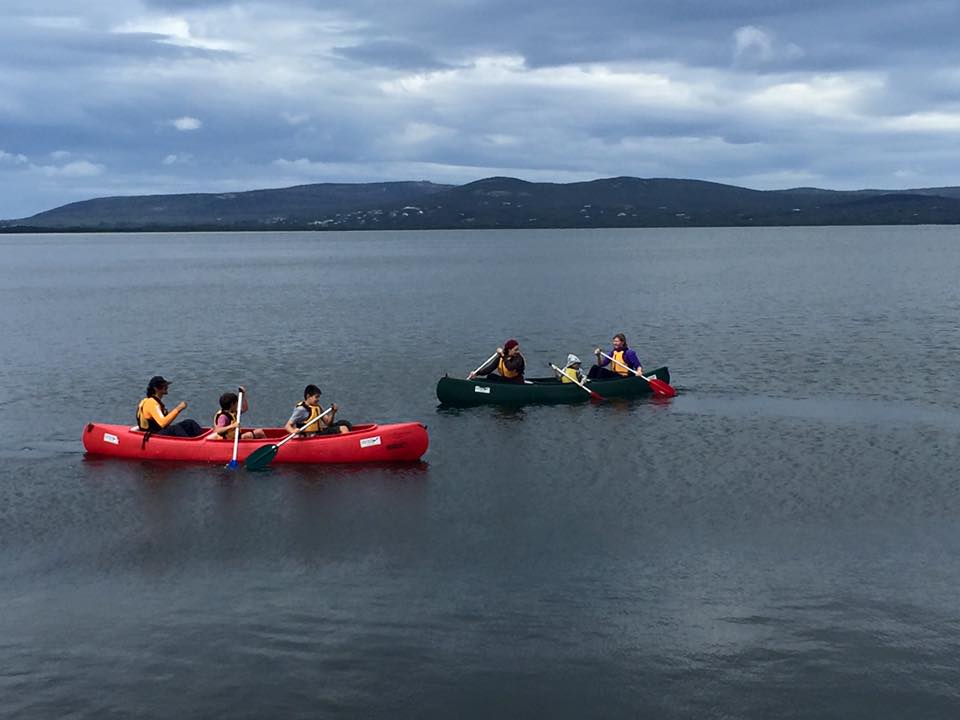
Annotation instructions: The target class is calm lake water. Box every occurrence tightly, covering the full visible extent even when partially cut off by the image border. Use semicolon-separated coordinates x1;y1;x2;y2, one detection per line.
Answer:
1;227;959;718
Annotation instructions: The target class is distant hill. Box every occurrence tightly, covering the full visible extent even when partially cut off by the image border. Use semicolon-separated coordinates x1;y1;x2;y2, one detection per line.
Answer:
5;176;960;231
3;181;452;230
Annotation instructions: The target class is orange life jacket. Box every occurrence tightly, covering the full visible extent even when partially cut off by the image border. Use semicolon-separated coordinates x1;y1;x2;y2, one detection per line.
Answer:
609;350;632;376
136;396;166;432
498;356;521;379
295;401;326;436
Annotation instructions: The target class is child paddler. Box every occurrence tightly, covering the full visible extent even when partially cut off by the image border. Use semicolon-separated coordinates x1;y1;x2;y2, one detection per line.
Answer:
284;384;353;436
468;339;526;383
213;386;266;440
588;333;642;380
136;375;204;437
559;354;586;384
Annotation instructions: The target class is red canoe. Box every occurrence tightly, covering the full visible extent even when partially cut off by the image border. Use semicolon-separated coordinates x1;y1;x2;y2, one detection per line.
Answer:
82;422;429;464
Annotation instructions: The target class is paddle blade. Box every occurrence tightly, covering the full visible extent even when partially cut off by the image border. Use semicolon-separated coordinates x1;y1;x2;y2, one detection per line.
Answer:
244;443;278;471
226;459;239;469
590;390;606;402
647;378;677;398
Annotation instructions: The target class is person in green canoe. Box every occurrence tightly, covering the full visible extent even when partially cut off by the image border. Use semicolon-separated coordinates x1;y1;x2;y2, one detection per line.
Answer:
559;354;586;384
468;339;526;383
588;333;642;380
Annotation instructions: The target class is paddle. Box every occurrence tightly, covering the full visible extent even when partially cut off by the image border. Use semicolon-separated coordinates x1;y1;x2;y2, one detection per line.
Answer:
226;386;244;469
598;351;677;398
244;406;335;470
549;363;605;402
467;352;499;379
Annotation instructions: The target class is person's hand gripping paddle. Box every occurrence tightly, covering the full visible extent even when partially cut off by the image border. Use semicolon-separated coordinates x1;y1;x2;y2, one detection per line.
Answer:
244;406;335;470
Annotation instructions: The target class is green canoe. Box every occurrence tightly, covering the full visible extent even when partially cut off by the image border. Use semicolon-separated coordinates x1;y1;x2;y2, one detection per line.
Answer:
436;367;671;407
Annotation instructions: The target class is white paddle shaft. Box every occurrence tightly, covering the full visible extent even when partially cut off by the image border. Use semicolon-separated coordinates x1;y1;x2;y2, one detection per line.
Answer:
468;352;500;378
549;363;597;398
275;406;335;449
598;351;652;381
229;387;243;464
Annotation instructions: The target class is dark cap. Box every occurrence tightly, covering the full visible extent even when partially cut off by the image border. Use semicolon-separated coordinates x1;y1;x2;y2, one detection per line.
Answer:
148;375;172;390
503;338;519;351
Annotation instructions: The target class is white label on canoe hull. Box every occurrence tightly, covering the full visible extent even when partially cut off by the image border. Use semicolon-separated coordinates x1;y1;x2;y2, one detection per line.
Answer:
474;386;491;394
103;433;119;445
360;436;381;448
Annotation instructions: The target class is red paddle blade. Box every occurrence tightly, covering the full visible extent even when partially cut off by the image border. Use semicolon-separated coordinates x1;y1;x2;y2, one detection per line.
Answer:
590;390;606;402
647;378;676;398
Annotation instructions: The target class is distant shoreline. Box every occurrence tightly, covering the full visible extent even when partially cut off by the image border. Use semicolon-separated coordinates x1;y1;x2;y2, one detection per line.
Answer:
4;220;959;234
6;176;960;231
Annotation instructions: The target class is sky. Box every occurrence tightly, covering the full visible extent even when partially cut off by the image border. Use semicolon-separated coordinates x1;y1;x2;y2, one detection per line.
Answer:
2;0;960;217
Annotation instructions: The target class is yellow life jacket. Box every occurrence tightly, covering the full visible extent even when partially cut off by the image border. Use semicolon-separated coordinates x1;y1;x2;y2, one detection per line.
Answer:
609;349;631;376
296;401;326;436
497;356;520;379
560;367;581;384
136;397;165;432
214;409;238;440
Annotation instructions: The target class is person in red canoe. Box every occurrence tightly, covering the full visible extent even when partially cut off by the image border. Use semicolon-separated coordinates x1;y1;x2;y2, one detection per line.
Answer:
284;384;353;436
468;339;526;383
588;333;642;380
213;386;266;441
136;375;204;437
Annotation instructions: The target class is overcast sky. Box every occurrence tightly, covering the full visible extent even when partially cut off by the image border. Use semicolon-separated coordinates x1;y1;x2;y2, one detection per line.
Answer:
2;0;959;216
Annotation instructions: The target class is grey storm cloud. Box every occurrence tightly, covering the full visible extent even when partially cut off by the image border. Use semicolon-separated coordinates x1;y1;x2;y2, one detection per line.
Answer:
140;0;960;71
333;41;454;71
0;27;234;69
1;0;960;216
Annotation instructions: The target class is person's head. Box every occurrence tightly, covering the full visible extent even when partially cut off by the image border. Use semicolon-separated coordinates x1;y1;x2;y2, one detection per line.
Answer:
303;384;322;406
503;338;520;357
612;333;627;350
147;375;171;398
219;392;238;413
566;353;582;368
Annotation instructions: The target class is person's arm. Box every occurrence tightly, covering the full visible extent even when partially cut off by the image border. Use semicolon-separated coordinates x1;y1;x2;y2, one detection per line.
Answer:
594;348;609;367
146;399;186;428
214;414;239;438
239;387;250;414
504;354;524;373
626;350;642;373
318;404;338;428
284;407;306;435
469;349;502;379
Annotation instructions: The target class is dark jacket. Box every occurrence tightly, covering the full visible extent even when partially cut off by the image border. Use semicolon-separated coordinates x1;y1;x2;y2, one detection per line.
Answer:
477;352;525;382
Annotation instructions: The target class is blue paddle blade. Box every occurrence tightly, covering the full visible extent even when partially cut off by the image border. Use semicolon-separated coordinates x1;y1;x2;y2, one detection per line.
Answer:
226;459;238;469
